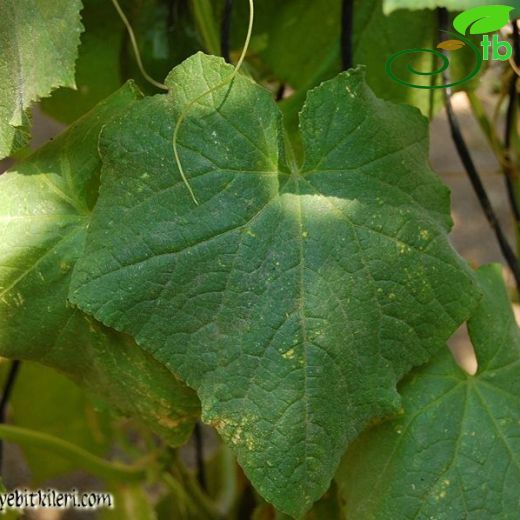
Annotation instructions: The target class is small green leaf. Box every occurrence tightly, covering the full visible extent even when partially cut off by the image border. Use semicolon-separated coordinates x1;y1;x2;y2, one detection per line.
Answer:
0;85;200;446
69;53;479;516
337;264;520;519
453;5;514;35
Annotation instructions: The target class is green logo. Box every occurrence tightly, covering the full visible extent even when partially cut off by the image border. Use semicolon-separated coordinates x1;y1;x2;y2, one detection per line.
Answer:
386;5;514;89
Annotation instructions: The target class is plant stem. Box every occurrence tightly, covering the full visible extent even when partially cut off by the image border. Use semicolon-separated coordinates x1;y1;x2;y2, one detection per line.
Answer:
0;424;147;482
111;0;168;91
220;0;233;63
191;0;220;56
0;360;20;471
340;0;354;70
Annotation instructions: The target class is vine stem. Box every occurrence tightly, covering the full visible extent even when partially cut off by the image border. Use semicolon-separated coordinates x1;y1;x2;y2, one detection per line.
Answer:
221;0;233;63
110;0;169;91
0;360;20;471
340;0;354;70
438;8;520;292
0;424;148;482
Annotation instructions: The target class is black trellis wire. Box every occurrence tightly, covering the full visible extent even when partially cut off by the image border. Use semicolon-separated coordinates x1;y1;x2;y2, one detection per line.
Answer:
341;0;354;70
438;8;520;292
504;20;520;227
0;360;21;472
221;0;233;63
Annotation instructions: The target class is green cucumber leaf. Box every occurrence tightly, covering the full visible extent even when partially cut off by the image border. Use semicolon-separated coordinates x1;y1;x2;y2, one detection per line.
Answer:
69;53;479;517
337;264;520;519
41;0;125;124
0;84;200;446
0;0;83;158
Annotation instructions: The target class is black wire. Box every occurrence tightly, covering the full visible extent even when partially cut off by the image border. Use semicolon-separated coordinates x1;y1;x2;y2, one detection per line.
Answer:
221;0;233;63
0;360;21;471
193;422;207;492
438;8;520;291
275;83;286;101
340;0;354;70
504;21;520;226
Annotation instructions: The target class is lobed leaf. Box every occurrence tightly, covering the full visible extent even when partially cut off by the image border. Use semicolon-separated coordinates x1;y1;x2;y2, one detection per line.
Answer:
250;0;442;132
0;84;200;446
337;264;520;519
0;361;111;483
69;53;479;516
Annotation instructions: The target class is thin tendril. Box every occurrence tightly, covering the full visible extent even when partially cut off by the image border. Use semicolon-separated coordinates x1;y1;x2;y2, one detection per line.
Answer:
111;0;169;91
173;0;255;205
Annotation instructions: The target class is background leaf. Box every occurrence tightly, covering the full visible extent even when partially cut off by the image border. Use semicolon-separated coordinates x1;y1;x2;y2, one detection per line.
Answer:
0;85;200;447
231;0;441;127
41;0;200;123
337;264;520;519
0;0;83;158
40;0;125;124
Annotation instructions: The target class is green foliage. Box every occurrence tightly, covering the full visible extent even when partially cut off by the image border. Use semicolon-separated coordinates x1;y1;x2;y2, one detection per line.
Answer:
337;265;520;518
68;54;478;516
40;0;125;124
0;85;199;446
0;1;518;518
0;361;110;483
41;0;200;123
230;0;442;135
0;0;83;158
273;0;439;109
